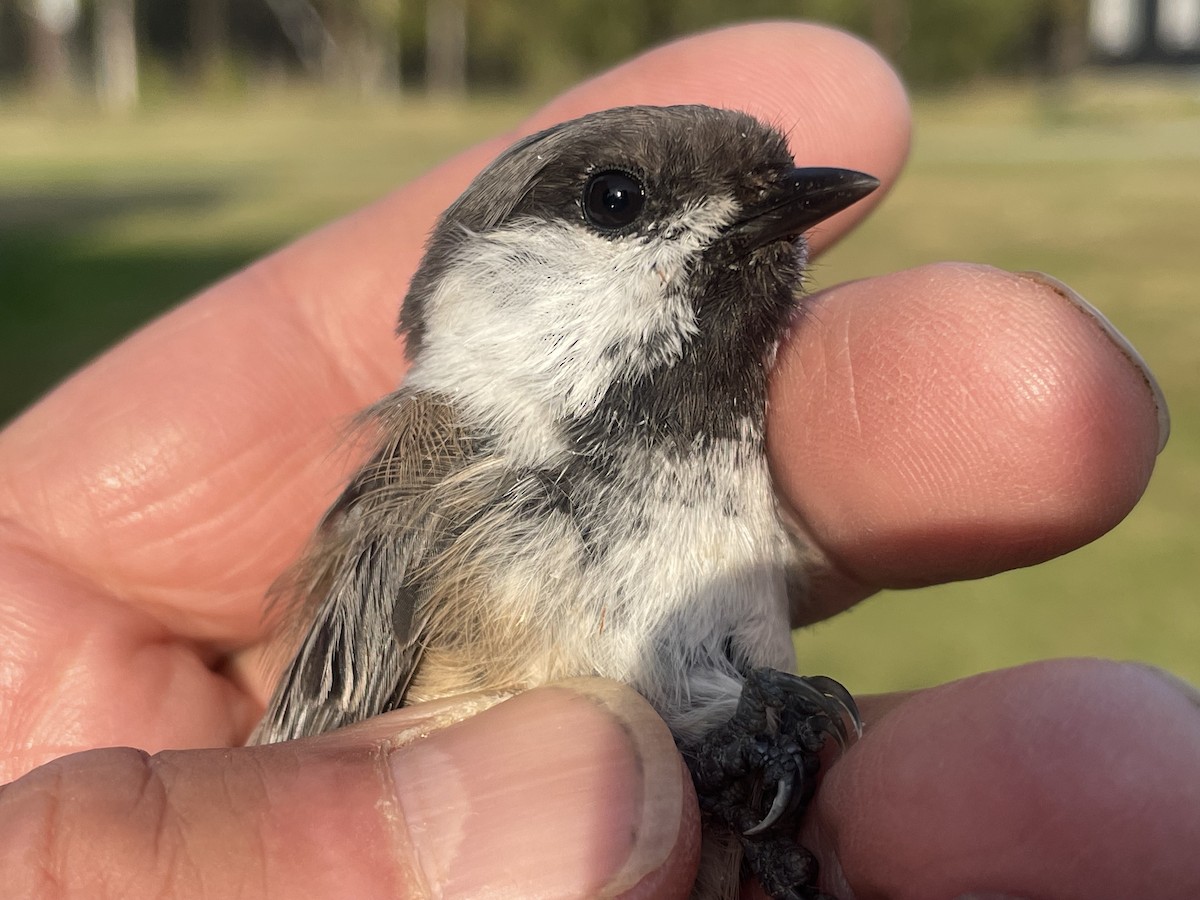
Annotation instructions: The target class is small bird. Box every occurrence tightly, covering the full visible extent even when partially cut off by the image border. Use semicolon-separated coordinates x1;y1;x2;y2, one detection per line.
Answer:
252;105;878;900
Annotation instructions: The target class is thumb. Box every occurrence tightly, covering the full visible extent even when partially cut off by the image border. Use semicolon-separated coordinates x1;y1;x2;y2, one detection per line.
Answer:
0;680;699;899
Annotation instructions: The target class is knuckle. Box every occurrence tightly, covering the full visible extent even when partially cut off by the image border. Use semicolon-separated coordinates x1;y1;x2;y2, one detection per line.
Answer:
0;747;178;898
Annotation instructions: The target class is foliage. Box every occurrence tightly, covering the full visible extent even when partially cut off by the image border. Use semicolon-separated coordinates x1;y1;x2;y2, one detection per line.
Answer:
465;0;1065;90
0;0;1091;95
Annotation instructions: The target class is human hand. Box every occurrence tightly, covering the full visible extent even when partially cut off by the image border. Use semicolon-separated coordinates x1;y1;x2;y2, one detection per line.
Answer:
1;20;1195;899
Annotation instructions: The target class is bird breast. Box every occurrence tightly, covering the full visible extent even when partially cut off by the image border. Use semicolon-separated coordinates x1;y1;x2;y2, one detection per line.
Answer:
406;425;797;741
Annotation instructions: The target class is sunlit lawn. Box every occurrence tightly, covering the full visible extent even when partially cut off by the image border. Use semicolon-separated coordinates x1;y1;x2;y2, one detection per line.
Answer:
1;76;1197;691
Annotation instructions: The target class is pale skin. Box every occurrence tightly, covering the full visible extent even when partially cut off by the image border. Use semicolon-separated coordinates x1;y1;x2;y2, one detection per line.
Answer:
0;21;1196;900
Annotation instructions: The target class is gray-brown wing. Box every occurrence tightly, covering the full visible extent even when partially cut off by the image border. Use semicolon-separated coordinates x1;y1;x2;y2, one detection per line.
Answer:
249;390;486;745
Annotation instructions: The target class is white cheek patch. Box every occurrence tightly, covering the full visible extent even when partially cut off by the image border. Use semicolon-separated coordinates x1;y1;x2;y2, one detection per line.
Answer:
644;195;739;291
407;195;739;459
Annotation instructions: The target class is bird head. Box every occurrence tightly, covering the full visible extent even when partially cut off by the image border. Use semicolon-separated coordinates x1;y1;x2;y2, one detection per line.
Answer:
400;106;877;453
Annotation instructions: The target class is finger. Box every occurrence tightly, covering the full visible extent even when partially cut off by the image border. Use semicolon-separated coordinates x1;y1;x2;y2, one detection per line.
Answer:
0;23;910;641
768;265;1168;622
0;681;698;900
805;659;1200;899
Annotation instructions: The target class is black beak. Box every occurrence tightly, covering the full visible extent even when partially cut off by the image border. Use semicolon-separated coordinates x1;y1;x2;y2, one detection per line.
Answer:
733;167;879;250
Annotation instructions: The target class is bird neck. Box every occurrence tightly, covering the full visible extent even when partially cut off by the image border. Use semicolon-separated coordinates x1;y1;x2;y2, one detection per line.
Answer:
565;350;771;456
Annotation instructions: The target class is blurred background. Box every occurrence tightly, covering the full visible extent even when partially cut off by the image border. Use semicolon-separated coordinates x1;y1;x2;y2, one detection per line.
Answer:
1;0;1197;692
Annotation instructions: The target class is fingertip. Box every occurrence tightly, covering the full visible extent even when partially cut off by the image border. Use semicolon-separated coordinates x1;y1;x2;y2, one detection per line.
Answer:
616;761;702;900
386;679;697;898
1017;269;1170;453
815;660;1200;899
770;263;1163;593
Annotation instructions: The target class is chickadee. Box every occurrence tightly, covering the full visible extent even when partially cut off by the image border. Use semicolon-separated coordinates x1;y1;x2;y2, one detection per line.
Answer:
252;105;878;900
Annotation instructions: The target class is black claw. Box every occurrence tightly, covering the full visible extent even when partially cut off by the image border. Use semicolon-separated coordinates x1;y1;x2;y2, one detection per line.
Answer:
803;674;864;739
684;667;858;900
744;773;793;835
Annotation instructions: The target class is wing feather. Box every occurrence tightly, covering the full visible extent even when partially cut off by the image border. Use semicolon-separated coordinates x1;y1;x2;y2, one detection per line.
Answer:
250;390;482;744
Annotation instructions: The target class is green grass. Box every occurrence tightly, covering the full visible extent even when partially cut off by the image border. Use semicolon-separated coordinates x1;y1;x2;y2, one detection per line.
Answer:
1;77;1197;691
0;92;530;420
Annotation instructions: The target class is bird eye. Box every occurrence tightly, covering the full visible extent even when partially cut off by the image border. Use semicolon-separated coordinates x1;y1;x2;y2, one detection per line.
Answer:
583;170;645;230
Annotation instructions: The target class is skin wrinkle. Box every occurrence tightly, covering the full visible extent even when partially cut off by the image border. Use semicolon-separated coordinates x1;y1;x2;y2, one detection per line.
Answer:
150;763;187;900
138;755;175;898
94;293;377;620
829;299;962;517
35;763;65;898
258;250;407;406
373;740;426;900
835;305;864;442
136;643;240;744
236;749;282;898
119;444;292;556
118;458;338;632
20;430;202;616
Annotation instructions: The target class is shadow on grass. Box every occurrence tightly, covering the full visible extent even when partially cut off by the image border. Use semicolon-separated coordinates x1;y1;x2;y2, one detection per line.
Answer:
0;229;273;425
0;184;222;234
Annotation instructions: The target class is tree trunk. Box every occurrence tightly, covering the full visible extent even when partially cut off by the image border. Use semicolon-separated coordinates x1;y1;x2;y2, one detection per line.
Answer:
331;2;402;96
870;0;909;62
26;0;80;97
426;0;466;96
378;3;401;94
95;0;138;112
262;0;335;76
188;0;229;83
1051;0;1089;75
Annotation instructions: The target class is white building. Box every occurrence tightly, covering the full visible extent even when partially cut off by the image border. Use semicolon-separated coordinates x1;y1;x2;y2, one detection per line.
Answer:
1091;0;1200;61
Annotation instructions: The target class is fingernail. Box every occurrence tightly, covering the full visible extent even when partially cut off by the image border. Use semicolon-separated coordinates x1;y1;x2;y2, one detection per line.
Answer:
387;679;691;897
1018;271;1170;454
1133;663;1200;712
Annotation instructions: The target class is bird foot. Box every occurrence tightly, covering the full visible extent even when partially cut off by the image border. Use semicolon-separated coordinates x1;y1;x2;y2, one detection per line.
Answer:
685;668;860;900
